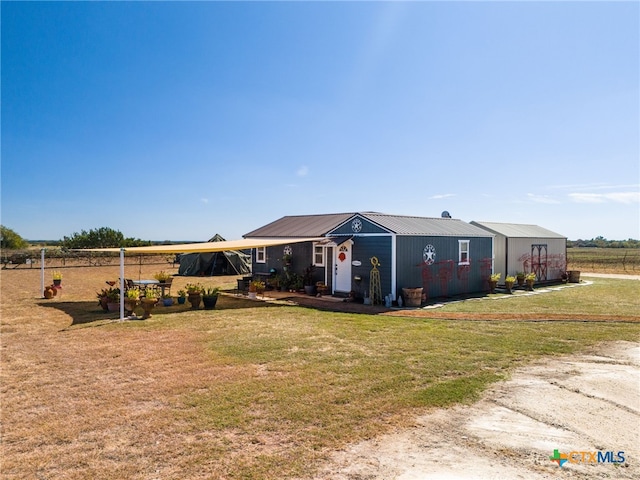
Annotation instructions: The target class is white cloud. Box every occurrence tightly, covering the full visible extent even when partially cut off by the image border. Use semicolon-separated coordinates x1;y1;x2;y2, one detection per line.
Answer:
429;193;456;200
569;191;640;204
297;166;309;177
527;193;560;204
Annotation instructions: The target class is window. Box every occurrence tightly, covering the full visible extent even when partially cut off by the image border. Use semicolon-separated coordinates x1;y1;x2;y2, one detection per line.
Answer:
256;247;266;264
458;240;470;265
313;244;324;266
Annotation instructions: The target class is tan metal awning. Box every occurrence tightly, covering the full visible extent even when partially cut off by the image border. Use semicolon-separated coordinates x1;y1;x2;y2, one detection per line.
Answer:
75;237;324;254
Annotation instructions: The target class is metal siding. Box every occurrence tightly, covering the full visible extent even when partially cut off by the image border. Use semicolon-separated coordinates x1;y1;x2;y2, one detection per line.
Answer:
329;215;389;235
396;236;493;298
506;238;567;280
493;233;507;277
350;236;393;299
471;221;566;239
253;242;326;285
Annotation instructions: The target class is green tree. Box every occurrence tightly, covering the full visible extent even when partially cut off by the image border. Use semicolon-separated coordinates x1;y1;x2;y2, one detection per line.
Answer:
0;225;29;249
61;227;152;249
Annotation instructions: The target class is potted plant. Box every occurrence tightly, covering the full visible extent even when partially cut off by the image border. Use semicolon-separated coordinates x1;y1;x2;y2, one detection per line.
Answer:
504;275;516;294
177;289;187;305
202;287;220;309
516;272;525;287
106;288;120;313
52;271;62;287
303;265;316;295
97;288;111;312
153;270;172;282
44;285;56;299
248;280;265;299
125;288;140;316
140;287;158;318
489;273;501;294
525;272;536;291
185;283;203;309
162;294;174;307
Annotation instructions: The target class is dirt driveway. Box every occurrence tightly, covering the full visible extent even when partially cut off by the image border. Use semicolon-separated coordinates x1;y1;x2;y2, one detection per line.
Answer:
310;341;639;479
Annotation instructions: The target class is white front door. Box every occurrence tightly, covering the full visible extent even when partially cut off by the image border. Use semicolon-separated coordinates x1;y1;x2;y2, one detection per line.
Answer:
334;243;352;293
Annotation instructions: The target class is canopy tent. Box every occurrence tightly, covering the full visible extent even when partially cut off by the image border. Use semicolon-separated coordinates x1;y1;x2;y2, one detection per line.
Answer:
61;236;323;320
177;234;251;276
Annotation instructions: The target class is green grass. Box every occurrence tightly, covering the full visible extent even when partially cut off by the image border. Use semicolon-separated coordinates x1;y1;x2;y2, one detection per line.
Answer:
107;279;640;479
439;277;640;316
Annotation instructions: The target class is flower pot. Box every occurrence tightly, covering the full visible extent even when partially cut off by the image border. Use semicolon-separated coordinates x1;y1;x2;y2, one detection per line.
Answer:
489;280;498;294
248;291;257;300
141;298;157;319
125;299;139;315
505;281;514;294
526;279;534;291
44;286;55;299
53;279;62;287
107;302;119;313
402;288;423;307
202;295;218;310
99;297;109;312
187;293;201;309
177;296;186;305
162;298;174;307
517;276;525;287
568;271;581;283
304;285;316;296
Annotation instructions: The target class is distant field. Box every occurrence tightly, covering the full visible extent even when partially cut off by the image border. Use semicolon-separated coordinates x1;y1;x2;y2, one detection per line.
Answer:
567;247;640;274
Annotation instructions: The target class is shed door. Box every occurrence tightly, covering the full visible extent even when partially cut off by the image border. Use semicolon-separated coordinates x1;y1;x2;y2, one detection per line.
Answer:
531;244;548;281
334;244;352;293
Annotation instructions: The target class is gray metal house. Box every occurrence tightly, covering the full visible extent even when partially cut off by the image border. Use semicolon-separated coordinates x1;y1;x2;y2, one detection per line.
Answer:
470;221;567;282
244;212;494;302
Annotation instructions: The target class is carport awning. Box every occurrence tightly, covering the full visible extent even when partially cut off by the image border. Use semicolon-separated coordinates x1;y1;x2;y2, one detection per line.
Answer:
75;237;324;254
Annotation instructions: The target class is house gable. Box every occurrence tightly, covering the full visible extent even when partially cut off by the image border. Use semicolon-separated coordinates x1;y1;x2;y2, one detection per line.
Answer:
328;214;391;235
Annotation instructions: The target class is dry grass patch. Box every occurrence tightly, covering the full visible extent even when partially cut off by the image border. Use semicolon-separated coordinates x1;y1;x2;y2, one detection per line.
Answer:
2;265;639;479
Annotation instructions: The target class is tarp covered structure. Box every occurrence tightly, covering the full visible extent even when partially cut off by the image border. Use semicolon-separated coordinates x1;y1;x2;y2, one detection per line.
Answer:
177;234;251;276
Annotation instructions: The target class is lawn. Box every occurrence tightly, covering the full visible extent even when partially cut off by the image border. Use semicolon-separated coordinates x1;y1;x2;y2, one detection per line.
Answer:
1;265;639;479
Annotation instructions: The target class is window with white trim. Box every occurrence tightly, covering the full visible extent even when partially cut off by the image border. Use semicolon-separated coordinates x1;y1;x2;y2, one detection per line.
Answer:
256;247;266;264
313;244;325;266
458;240;470;265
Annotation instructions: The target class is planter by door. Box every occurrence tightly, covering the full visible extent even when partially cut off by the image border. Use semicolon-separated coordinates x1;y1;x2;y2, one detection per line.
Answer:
402;288;423;307
568;271;581;283
304;285;316;296
202;295;218;310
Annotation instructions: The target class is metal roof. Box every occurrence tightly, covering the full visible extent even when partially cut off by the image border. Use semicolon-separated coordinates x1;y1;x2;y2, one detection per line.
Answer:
470;221;566;239
245;212;493;238
244;213;354;237
361;213;493;237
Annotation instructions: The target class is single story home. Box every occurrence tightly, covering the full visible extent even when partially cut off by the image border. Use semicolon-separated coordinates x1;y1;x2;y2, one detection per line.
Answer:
470;221;567;282
244;212;494;301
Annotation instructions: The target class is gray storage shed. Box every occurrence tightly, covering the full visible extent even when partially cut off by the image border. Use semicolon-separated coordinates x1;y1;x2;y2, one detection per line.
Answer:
470;221;567;282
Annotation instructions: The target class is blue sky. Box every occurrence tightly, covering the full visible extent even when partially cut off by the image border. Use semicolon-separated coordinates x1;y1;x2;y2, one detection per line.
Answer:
2;1;638;242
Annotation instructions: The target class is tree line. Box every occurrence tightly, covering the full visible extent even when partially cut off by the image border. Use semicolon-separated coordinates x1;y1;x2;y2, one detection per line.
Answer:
1;225;152;250
567;236;640;249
